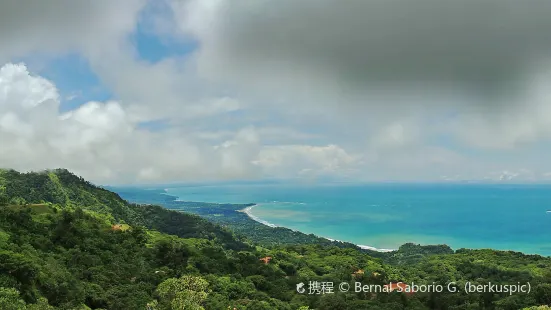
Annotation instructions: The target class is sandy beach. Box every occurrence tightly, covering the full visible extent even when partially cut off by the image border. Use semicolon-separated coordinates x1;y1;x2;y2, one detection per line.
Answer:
239;204;278;228
240;204;396;253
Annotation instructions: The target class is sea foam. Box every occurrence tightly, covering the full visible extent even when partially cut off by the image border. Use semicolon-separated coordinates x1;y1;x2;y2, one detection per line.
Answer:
242;204;279;228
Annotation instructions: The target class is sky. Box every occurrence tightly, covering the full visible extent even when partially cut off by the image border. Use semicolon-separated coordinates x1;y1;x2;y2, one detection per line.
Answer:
1;0;551;184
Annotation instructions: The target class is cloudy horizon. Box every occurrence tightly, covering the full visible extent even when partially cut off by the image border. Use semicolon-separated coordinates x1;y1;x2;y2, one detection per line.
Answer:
1;0;551;184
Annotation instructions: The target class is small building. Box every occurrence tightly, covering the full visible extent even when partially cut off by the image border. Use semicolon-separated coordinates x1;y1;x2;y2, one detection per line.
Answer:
259;256;272;264
384;282;415;295
352;269;364;277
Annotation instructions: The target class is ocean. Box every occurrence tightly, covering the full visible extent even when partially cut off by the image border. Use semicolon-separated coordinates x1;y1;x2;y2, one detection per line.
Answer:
164;183;551;256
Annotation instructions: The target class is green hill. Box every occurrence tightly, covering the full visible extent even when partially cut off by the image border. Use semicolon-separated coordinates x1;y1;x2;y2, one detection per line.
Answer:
0;168;247;251
0;168;135;220
1;168;551;309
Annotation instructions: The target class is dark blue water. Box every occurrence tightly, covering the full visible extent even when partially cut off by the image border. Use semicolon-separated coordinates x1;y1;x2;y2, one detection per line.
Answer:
166;183;551;255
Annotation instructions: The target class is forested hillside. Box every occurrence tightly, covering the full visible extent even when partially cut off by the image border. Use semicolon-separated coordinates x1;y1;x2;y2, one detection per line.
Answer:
1;169;551;309
0;169;247;251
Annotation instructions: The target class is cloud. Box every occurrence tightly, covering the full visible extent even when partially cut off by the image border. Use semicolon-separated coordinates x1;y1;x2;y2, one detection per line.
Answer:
253;144;361;178
0;0;213;124
2;1;551;183
369;121;422;150
451;69;551;149
167;0;551;150
0;63;366;183
185;97;243;118
483;169;539;182
0;64;133;178
0;0;146;60
0;63;242;182
173;0;551;99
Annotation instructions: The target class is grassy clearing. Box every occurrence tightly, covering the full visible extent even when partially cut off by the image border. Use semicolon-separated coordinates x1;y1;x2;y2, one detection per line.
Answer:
3;203;52;214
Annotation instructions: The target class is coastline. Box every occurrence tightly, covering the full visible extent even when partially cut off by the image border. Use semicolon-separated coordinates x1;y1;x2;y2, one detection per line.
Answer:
238;204;278;228
240;204;397;253
116;186;551;257
132;187;399;253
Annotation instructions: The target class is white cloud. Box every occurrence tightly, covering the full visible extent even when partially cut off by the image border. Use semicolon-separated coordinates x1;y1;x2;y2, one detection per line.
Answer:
1;63;372;183
193;130;235;141
185;97;243;118
482;169;539;182
2;1;551;183
0;63;228;182
253;144;361;178
256;127;321;144
369;121;421;150
0;0;225;125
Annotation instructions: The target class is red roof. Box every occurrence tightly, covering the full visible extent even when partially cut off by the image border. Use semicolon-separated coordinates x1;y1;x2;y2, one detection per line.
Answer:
384;282;415;295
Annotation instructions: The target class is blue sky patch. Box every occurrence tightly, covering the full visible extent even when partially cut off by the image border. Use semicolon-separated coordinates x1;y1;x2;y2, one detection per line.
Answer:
129;25;198;64
20;53;113;113
130;0;198;64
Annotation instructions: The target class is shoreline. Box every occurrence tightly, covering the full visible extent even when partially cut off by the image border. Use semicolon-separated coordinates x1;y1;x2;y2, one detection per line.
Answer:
120;187;551;257
238;204;278;228
161;188;397;253
240;204;397;253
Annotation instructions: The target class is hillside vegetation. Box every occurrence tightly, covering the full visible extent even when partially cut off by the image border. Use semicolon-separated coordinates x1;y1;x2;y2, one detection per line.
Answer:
1;168;551;309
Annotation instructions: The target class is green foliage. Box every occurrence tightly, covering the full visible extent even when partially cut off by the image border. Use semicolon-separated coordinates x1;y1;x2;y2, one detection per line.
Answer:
0;287;55;310
154;275;209;310
0;229;9;248
1;168;551;309
0;287;27;310
0;169;137;222
131;203;250;251
0;184;8;205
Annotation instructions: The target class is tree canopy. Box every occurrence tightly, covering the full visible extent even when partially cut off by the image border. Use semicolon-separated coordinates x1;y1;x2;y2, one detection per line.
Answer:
1;168;550;309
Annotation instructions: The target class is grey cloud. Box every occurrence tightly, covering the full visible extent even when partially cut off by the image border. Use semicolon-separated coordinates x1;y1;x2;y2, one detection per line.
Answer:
170;0;551;151
176;0;551;103
0;0;146;59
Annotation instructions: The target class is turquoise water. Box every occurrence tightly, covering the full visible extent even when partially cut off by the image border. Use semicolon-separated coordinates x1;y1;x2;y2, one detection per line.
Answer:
165;183;551;256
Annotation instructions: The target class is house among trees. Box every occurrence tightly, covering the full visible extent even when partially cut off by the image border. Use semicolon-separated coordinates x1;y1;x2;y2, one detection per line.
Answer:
384;282;415;295
352;269;364;277
259;256;272;264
